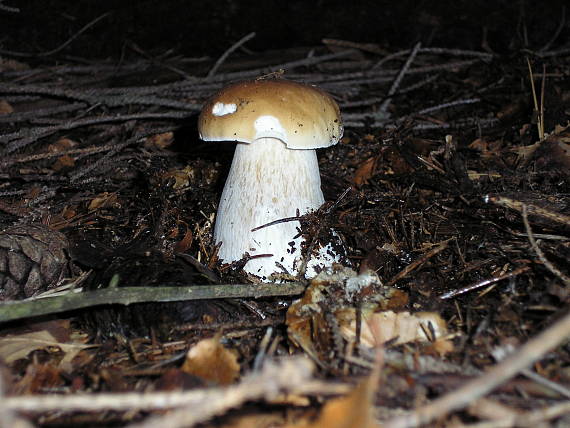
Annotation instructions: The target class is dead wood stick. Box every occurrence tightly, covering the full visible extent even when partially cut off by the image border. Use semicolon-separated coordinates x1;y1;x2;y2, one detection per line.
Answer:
439;265;530;299
463;401;570;428
384;239;450;287
0;13;110;58
486;194;570;227
0;84;201;111
322;38;388;55
0;0;20;13
383;309;570;428
1;357;312;413
0;103;84;123
206;49;359;82
2;112;188;154
522;204;570;286
206;32;256;79
0;282;306;324
0;357;349;422
379;41;422;114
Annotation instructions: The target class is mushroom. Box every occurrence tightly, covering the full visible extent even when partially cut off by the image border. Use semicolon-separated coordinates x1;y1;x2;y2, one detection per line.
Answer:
198;79;343;279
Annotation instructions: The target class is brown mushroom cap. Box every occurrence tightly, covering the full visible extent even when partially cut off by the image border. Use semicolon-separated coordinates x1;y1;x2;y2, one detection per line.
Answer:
198;79;343;149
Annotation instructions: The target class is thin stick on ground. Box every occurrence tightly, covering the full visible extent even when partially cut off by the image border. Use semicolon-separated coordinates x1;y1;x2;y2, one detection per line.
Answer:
0;281;306;324
486;195;570;227
0;12;110;57
526;58;545;140
522;204;570;286
378;41;422;115
384;238;450;287
382;309;570;428
206;32;256;79
462;401;570;428
440;265;530;299
0;357;349;416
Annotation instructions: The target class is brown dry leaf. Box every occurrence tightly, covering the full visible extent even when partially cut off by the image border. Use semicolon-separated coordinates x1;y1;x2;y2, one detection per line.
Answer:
0;329;95;368
353;156;378;187
288;372;380;428
286;276;331;363
424;336;455;356
513;123;570;163
512;141;541;160
338;310;448;349
181;336;240;385
174;226;193;253
13;362;64;395
61;205;78;220
88;192;120;211
533;130;570;177
468;138;504;159
144;132;174;150
52;154;75;171
495;96;527;121
161;166;197;189
0;100;14;114
48;137;77;153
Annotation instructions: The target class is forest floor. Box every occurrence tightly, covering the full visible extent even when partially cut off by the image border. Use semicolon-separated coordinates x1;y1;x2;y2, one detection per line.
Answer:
0;16;569;428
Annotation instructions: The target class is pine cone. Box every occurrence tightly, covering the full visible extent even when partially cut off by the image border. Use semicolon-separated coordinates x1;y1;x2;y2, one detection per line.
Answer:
0;224;70;301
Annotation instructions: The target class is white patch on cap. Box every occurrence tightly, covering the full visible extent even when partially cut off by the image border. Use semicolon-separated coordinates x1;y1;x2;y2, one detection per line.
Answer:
254;115;286;141
212;102;237;116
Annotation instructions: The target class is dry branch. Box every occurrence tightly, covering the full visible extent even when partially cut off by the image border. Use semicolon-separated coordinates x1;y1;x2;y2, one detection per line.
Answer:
383;310;570;428
0;281;306;324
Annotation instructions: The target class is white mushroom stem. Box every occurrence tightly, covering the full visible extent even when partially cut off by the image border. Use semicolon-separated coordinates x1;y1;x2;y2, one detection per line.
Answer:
214;137;330;278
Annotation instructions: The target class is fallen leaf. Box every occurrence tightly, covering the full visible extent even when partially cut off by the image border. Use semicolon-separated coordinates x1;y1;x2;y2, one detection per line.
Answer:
0;100;13;114
533;138;570;177
353;156;378;187
13;362;63;395
161;166;197;189
88;192;120;211
181;336;240;385
0;330;94;368
424;336;455;356
144;132;174;150
52;154;75;171
174;226;193;253
338;310;448;349
288;369;381;428
48;137;77;153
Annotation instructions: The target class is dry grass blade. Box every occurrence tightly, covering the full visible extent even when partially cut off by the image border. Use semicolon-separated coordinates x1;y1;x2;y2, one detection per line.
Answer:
526;58;545;141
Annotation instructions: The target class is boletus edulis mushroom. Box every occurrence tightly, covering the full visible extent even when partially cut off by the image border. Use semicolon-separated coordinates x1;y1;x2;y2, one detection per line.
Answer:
198;78;344;279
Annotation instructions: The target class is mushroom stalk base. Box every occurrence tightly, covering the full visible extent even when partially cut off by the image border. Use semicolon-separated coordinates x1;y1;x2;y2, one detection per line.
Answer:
214;138;335;279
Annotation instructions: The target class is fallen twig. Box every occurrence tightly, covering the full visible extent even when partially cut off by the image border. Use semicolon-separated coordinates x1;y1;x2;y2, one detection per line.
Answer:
384;239;450;287
464;401;570;427
382;309;570;428
379;41;422;115
522;204;570;287
0;357;349;427
0;281;306;324
440;265;530;299
0;13;110;58
485;194;570;227
206;32;256;79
